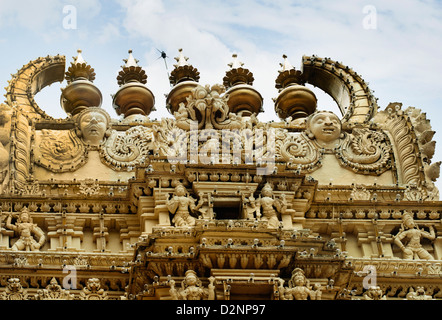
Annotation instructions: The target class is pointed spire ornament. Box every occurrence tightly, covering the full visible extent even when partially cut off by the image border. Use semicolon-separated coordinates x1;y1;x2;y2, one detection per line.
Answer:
116;50;148;86
168;48;200;85
65;49;96;84
223;53;255;89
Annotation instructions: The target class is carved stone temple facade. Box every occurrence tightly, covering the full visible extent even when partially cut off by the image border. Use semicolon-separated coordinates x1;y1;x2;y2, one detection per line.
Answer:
0;49;441;301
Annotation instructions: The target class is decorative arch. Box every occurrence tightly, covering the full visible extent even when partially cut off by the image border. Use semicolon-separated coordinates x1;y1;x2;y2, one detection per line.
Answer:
4;55;66;121
301;55;378;124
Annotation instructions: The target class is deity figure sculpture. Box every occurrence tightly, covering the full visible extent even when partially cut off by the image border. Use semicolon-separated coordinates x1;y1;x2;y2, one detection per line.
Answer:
251;183;287;228
79;278;108;300
305;110;343;149
5;207;45;251
394;212;435;260
166;184;204;227
35;278;74;300
363;286;386;300
75;107;111;146
169;270;215;300
278;268;322;300
0;278;28;300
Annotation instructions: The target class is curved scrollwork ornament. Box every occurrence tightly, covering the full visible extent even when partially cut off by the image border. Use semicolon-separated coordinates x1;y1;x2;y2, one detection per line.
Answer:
100;126;153;170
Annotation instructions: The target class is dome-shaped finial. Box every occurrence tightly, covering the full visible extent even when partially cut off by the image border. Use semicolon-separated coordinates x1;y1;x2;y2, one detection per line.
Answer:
117;49;147;85
113;49;155;118
274;54;317;120
65;49;96;84
169;48;200;85
223;53;262;116
223;53;254;88
275;54;305;91
60;49;102;116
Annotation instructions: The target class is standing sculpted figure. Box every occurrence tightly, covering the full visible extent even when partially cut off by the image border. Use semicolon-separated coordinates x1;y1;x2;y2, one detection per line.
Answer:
253;183;287;228
169;270;215;300
278;268;322;300
5;207;45;251
394;212;435;260
166;184;204;227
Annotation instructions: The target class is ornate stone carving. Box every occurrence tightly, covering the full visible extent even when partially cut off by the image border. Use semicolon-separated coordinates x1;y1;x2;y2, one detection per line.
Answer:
276;111;392;175
75;107;111;147
278;268;322;300
406;286;433;300
35;277;74;300
5;207;46;251
250;182;287;228
362;286;386;300
36;129;87;172
166;184;204;227
393;212;435;260
169;270;215;300
101;125;152;170
0;278;28;300
338;127;392;174
174;84;243;130
79;278;108;300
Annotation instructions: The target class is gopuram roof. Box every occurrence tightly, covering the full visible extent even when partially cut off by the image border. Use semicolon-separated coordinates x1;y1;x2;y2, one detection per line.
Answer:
0;49;440;302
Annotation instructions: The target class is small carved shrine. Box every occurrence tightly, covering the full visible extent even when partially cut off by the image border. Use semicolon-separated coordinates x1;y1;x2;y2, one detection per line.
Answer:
0;49;441;300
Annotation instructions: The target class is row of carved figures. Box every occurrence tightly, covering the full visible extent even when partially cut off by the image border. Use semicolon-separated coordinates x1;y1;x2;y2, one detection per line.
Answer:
0;277;108;300
0;201;438;261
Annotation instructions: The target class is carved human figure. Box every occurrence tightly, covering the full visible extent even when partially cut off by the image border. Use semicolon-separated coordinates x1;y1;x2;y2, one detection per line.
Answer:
166;184;204;227
5;207;45;251
279;268;322;300
394;212;436;260
75;107;111;146
255;183;287;228
169;270;215;300
305;110;342;149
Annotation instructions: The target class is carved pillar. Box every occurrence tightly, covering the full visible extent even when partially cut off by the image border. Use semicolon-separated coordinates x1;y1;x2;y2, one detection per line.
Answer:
46;214;84;251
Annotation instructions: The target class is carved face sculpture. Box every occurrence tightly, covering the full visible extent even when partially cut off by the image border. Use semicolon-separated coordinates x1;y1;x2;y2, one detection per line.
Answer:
19;209;30;223
402;213;416;229
77;108;110;146
175;184;187;197
307;111;342;145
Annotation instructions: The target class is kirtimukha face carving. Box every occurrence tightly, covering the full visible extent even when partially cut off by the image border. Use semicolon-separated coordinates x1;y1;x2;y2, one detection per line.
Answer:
307;111;342;146
77;109;109;146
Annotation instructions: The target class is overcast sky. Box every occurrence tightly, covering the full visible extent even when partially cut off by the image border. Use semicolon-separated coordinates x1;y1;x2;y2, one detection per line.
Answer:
1;0;442;190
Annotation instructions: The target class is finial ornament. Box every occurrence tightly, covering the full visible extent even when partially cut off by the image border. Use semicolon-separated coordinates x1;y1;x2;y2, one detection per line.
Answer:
113;49;154;118
65;49;96;84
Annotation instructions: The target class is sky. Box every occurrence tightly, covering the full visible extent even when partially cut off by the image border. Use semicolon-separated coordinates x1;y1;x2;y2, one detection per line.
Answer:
0;0;442;191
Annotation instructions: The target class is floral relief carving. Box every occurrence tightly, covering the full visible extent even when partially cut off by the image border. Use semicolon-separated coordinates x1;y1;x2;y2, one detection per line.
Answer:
100;125;152;170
